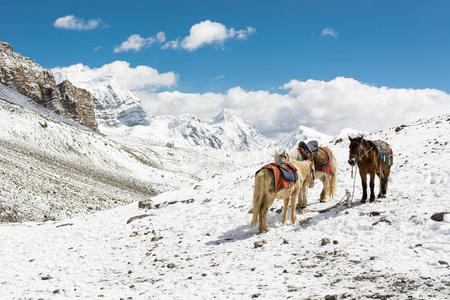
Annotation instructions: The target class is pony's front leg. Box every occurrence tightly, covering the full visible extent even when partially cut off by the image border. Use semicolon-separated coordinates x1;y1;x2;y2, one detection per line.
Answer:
359;170;367;203
282;198;289;224
369;172;376;202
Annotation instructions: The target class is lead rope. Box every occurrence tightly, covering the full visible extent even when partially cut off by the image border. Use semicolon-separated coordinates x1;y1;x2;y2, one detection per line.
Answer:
349;163;357;207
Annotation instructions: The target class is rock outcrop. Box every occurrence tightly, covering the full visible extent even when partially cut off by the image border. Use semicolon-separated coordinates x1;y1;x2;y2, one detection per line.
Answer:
52;65;149;128
0;41;98;130
57;80;97;130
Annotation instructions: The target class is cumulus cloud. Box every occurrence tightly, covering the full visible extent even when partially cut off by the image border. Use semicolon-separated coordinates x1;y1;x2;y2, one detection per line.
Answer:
321;28;338;38
163;20;255;51
54;15;101;30
135;77;450;136
156;31;166;43
161;38;180;50
114;32;167;53
52;61;178;91
113;34;155;53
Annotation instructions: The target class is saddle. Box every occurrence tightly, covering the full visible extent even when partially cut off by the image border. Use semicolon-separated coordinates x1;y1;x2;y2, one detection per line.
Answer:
257;162;298;192
298;140;334;175
372;140;393;166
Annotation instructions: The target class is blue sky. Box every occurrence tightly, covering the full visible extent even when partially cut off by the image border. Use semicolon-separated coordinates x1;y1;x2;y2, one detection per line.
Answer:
2;0;450;93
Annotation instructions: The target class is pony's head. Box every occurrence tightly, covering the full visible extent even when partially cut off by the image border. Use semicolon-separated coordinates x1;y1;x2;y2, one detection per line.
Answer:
348;136;363;166
274;150;290;163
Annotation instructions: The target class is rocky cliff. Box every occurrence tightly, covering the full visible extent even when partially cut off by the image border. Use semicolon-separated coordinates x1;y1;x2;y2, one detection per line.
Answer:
0;41;97;130
57;80;97;130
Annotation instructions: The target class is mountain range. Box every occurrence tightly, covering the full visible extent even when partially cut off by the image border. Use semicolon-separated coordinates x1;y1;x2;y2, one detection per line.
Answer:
1;39;337;152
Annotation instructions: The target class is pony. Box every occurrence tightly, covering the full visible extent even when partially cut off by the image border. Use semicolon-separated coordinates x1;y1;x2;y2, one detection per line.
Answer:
251;150;315;233
289;144;337;207
348;136;393;202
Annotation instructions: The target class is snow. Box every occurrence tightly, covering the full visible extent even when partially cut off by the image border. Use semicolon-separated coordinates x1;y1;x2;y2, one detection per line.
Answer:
53;68;272;152
53;68;149;128
0;87;449;298
278;124;332;149
106;109;272;152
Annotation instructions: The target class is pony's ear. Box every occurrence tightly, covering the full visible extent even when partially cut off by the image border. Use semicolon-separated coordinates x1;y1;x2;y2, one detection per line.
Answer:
274;150;279;156
348;136;353;142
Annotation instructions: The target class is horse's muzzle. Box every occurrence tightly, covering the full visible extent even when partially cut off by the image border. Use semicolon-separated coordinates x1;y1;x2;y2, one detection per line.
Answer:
348;158;356;166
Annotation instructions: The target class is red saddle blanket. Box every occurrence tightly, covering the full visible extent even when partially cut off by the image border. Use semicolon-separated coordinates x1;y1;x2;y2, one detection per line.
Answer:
297;146;334;175
256;162;298;192
314;147;334;175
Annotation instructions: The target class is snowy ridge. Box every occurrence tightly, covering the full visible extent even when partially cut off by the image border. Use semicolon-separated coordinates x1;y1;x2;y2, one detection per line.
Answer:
53;65;149;128
53;66;270;151
277;124;333;149
105;108;272;152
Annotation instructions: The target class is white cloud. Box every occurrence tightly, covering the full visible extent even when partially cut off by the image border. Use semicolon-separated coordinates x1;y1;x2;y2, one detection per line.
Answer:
54;15;101;30
156;31;166;43
136;77;450;136
113;34;156;53
321;28;338;38
161;38;180;50
94;46;102;52
213;75;224;80
52;61;178;91
162;20;255;51
114;32;168;53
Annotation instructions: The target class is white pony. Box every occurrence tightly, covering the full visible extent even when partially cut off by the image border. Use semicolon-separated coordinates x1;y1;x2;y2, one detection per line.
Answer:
289;145;337;208
251;150;315;233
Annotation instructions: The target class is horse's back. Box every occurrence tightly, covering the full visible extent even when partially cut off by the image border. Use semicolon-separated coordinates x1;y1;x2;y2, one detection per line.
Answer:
372;140;393;167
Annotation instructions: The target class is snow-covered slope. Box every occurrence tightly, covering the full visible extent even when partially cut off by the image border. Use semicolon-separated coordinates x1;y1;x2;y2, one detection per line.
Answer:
0;112;449;298
106;108;272;152
53;65;148;128
0;82;89;131
278;124;332;149
0;85;259;222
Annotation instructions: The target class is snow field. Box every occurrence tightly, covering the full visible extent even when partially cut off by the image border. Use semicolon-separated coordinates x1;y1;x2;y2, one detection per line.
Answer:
0;87;449;298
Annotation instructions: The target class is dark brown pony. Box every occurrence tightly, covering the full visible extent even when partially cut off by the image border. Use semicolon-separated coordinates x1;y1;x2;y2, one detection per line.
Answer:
348;136;392;202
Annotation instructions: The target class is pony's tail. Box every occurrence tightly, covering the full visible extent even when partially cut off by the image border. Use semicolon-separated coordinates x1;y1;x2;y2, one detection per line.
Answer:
329;155;338;199
251;172;264;227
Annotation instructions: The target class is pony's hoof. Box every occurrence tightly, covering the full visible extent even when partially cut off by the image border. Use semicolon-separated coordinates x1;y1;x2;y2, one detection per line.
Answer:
369;197;375;202
361;199;366;203
377;194;382;199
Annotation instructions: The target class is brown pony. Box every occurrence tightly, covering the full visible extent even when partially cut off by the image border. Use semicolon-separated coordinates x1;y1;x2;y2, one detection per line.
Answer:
251;150;315;233
348;136;392;202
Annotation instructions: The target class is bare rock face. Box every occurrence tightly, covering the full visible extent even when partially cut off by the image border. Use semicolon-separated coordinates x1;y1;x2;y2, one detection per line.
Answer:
0;41;97;130
57;80;98;130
